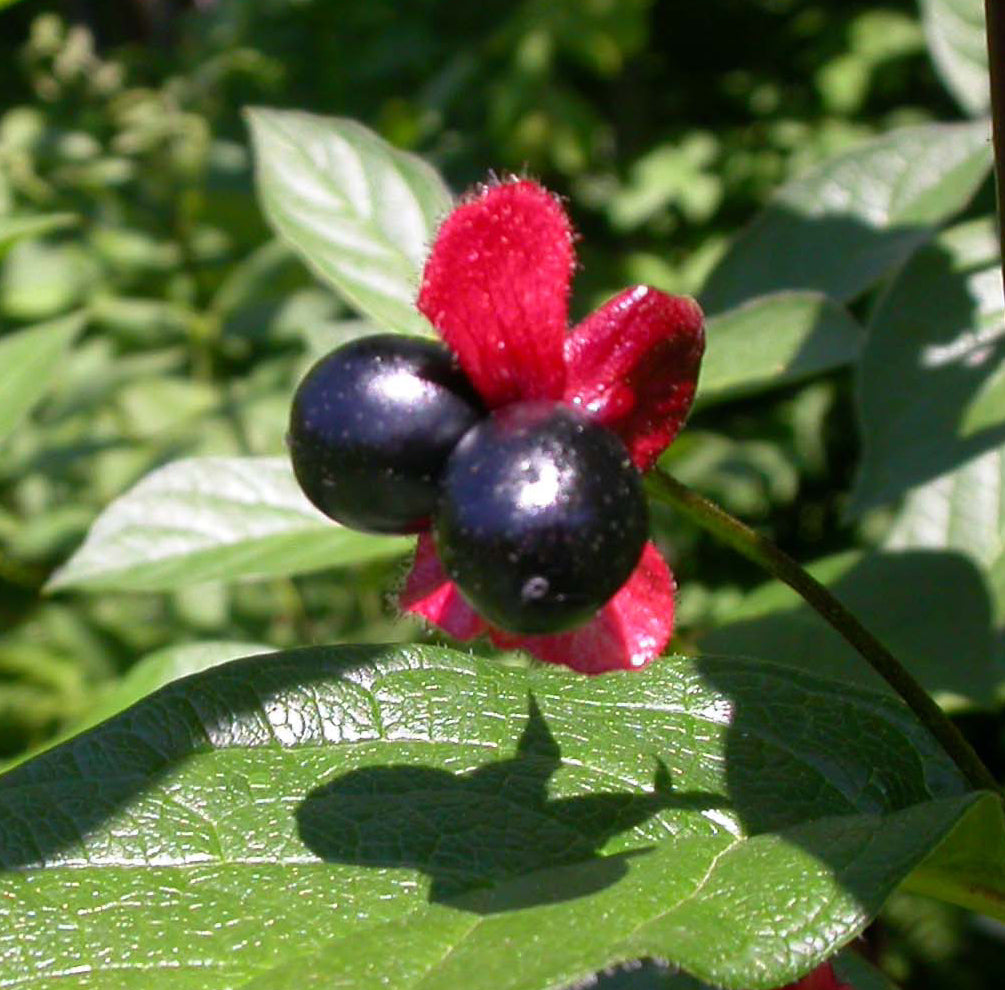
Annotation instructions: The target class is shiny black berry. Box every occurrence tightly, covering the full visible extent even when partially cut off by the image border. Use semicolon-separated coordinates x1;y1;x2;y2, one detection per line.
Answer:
288;334;485;534
434;401;648;634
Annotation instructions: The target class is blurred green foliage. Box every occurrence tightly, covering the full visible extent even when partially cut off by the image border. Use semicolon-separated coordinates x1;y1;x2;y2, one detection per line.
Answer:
0;1;1000;984
0;0;967;756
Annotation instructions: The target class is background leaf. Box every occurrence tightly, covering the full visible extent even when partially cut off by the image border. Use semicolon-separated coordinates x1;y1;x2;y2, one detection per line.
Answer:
885;445;1005;577
701;549;999;711
246;108;452;335
832;952;904;990
0;213;77;258
920;0;990;116
882;443;1005;686
0;644;999;990
0;239;97;320
71;639;276;734
0;311;85;448
698;291;863;406
851;218;1005;514
699;121;992;313
962;368;1005;435
47;456;411;592
904;788;1005;918
1;641;276;772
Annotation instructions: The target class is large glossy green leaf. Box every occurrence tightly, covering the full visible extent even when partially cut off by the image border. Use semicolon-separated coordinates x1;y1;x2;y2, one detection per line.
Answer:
851;218;1005;513
920;0;989;116
0;212;77;257
0;644;999;990
47;456;410;592
583;951;897;990
698;291;862;405
700;121;992;313
700;549;998;711
246;108;452;336
0;312;85;448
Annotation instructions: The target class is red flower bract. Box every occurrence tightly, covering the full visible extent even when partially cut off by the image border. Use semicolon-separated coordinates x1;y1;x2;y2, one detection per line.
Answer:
773;961;853;990
401;179;704;674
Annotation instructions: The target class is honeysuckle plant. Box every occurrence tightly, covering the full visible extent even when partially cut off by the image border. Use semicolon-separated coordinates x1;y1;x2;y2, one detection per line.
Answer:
4;6;1005;985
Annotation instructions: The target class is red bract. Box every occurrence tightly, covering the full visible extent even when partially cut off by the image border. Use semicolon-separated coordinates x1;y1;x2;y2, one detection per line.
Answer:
401;179;704;674
774;961;853;990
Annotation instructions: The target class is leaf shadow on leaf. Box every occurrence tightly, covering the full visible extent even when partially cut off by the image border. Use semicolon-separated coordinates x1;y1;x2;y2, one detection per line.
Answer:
701;549;999;710
695;291;864;409
687;653;986;944
852;228;1005;513
700;209;939;315
696;653;971;844
296;694;729;913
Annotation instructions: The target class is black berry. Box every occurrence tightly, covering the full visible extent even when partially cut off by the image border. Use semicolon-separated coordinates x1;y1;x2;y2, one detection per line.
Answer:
434;401;648;634
288;334;485;534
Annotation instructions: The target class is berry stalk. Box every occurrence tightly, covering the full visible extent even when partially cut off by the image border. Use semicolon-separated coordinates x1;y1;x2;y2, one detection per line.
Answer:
988;0;1005;288
646;468;1000;795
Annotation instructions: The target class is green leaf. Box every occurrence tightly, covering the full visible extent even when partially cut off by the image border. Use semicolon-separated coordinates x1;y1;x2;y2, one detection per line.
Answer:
700;121;992;313
593;964;712;989
46;456;410;592
0;213;77;258
2;642;276;773
210;240;333;348
832;951;903;990
246;108;452;336
75;640;277;735
698;291;863;406
0;239;97;320
606;135;722;231
920;0;989;116
701;549;999;711
0;312;86;449
572;950;895;990
661;430;800;519
904;787;1005;918
883;444;1005;685
960;352;1005;435
88;294;192;346
0;645;999;990
885;446;1005;573
851;218;1005;514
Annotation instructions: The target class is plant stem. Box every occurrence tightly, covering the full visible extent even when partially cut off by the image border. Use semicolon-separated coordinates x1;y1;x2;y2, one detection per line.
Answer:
646;468;1000;795
988;0;1005;285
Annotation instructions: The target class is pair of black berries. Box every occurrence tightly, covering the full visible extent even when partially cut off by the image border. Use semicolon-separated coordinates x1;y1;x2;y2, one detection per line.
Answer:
288;334;648;635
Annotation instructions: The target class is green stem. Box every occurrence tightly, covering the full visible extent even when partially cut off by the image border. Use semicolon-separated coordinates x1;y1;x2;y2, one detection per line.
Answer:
646;468;1000;795
988;1;1005;285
